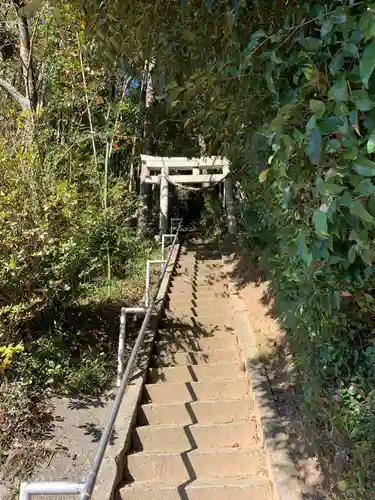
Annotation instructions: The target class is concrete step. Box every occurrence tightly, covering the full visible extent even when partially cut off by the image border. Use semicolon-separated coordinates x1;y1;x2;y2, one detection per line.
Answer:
172;278;227;285
132;420;259;452
151;349;239;367
154;336;238;353
170;285;228;293
183;281;227;288
125;447;268;482
169;294;229;301
173;272;226;278
164;313;235;328
144;379;247;404
138;399;253;426
168;292;229;301
168;293;230;302
157;326;236;339
167;298;229;309
170;281;228;289
148;363;244;384
166;307;233;317
119;478;273;500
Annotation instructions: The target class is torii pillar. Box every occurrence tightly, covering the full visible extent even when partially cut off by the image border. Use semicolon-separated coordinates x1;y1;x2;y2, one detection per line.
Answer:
159;163;169;234
224;174;237;235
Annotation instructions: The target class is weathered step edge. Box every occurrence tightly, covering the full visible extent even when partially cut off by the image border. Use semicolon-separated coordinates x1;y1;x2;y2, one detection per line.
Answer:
228;282;304;500
91;243;182;500
118;477;273;500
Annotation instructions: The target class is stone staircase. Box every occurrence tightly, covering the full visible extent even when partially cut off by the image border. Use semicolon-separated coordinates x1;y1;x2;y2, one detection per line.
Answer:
118;243;274;499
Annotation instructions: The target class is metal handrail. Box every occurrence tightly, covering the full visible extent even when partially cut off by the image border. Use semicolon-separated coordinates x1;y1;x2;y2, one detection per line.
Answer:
80;221;181;500
19;221;182;500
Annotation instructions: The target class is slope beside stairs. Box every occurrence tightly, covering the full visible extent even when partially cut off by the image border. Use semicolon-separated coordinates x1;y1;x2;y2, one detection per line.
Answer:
118;243;274;499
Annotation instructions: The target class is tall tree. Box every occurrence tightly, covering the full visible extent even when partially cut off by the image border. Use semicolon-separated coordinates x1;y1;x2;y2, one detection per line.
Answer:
0;1;37;112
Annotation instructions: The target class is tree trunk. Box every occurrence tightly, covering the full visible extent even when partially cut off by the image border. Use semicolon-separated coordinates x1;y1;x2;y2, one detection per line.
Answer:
143;58;155;155
137;58;155;239
0;5;36;113
17;11;37;111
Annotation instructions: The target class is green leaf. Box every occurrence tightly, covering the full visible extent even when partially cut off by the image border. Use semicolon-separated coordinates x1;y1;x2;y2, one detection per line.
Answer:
367;128;375;153
350;199;374;222
225;65;239;77
349;109;360;135
364;266;374;278
329;255;344;265
265;64;276;94
270;52;283;64
352;157;375;176
328;76;348;102
343;42;359;57
343;143;358;160
8;256;17;270
297;231;312;266
329;51;344;74
337;191;353;208
359;179;375;196
270;104;295;130
306;120;322;165
331;10;347;24
325;139;342;153
359;10;375;41
306;114;317;131
246;30;267;54
348;246;356;263
259;169;269;183
324;183;345;195
349;229;359;241
361;249;375;265
368;195;375;216
319;116;344;135
310;100;325;119
299;37;323;51
321;20;333;38
281;187;291;205
352;89;374;111
338;117;350;137
313;209;328;237
360;39;375;89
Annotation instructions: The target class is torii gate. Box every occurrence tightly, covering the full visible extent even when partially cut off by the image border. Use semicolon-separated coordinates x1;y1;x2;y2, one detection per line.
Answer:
140;155;237;235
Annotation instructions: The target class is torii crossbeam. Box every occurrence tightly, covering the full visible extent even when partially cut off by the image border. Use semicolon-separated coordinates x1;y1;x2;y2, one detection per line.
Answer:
140;155;236;235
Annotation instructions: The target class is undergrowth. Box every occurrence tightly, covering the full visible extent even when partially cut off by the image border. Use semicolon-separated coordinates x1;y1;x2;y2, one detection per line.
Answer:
0;228;158;485
240;224;375;499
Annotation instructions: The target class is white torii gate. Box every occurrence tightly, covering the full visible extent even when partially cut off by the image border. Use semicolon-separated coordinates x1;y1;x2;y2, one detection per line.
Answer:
140;155;237;235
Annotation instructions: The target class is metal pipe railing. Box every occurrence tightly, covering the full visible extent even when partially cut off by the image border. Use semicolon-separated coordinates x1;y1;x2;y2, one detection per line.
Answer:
171;217;182;234
117;307;146;387
162;234;175;262
19;221;182;500
19;482;84;500
79;222;181;500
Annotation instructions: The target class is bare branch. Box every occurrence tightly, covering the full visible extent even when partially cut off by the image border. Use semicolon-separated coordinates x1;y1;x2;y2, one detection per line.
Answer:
0;77;30;109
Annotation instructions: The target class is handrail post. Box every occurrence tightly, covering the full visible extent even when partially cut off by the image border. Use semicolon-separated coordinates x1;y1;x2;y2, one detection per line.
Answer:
145;261;150;308
162;235;166;261
117;308;126;387
145;260;166;306
161;234;175;270
117;307;147;387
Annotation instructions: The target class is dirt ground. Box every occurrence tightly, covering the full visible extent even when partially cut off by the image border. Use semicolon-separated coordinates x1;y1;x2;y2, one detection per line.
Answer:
224;253;328;499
